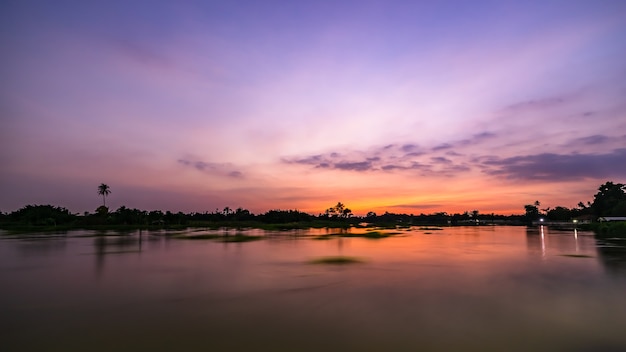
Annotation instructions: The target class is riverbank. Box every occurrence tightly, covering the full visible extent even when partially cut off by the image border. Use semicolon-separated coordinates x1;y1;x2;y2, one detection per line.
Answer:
3;220;625;238
0;220;355;234
580;222;626;237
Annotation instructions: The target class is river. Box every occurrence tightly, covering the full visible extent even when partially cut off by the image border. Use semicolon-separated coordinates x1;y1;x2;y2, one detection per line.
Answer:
1;226;626;351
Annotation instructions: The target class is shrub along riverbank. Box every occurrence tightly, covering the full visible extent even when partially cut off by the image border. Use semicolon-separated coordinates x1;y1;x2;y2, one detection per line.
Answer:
580;222;626;238
1;179;624;236
0;204;528;234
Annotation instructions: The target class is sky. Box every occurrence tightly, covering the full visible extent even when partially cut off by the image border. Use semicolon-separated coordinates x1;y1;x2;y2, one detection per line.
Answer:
1;0;626;215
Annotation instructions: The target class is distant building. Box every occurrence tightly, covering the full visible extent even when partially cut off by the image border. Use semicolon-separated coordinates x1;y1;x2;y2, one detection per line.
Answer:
598;217;626;222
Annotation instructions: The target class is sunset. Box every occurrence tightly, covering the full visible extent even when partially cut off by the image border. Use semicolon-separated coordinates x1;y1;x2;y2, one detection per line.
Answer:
2;2;626;351
2;1;625;215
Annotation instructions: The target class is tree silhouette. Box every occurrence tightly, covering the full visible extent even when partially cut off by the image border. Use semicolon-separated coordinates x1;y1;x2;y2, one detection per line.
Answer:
326;202;351;218
97;183;111;207
591;181;626;217
524;203;540;222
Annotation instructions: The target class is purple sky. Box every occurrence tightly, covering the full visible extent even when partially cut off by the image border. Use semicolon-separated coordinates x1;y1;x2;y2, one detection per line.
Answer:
1;0;625;215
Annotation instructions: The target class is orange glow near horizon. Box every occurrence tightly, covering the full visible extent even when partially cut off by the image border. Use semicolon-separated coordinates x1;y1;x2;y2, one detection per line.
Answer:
2;2;624;214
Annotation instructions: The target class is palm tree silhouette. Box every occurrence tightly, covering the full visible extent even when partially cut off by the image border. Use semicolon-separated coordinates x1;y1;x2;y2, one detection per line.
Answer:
98;183;111;207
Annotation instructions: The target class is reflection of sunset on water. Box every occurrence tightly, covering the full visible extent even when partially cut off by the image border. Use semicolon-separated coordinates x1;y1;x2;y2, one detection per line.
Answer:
3;226;625;351
526;226;597;261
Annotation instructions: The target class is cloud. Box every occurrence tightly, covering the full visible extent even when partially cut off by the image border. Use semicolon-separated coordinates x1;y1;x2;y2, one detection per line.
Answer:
334;161;373;171
431;156;452;164
571;134;609;145
284;154;376;171
502;96;569;113
480;148;626;181
401;144;419;152
381;162;431;171
177;159;244;178
432;131;497;152
432;143;452;151
112;39;174;71
283;130;625;183
283;142;471;177
472;131;497;141
404;152;424;157
561;134;626;154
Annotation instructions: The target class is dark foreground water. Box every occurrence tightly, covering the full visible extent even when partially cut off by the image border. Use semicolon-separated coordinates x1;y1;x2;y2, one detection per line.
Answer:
1;226;626;352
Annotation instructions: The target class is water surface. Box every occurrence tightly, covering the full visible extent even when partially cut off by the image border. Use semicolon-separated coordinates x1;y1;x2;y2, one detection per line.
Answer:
1;226;626;351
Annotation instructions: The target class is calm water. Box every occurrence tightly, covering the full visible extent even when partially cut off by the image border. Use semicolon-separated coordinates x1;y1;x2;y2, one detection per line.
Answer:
2;226;626;352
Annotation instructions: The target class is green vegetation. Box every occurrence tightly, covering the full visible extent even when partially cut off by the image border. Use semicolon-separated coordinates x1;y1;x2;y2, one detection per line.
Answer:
581;222;626;238
219;234;263;242
97;183;111;207
1;205;75;227
309;256;363;264
171;233;263;242
561;254;593;258
311;234;334;240
524;182;626;223
591;182;626;217
1;182;624;238
309;230;402;240
339;231;400;239
522;181;626;237
324;202;353;218
175;234;222;240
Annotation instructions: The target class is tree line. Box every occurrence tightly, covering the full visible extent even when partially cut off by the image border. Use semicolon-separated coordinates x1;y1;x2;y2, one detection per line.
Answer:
524;181;626;222
1;181;624;229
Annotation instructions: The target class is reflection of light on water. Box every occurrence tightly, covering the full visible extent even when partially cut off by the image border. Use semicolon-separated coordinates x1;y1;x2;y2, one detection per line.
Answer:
574;229;579;253
541;225;545;259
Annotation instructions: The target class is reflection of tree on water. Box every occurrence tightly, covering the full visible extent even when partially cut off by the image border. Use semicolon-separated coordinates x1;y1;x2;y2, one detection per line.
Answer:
17;235;68;257
94;230;143;279
526;226;626;277
596;238;626;277
336;227;350;252
526;226;546;259
526;226;597;259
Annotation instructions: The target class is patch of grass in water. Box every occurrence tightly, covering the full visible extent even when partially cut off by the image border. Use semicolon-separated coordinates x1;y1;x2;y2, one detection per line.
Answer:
356;231;389;239
561;254;593;258
310;256;363;265
340;231;402;239
174;233;262;242
310;231;401;240
218;234;263;243
176;234;222;240
312;234;334;240
419;227;443;231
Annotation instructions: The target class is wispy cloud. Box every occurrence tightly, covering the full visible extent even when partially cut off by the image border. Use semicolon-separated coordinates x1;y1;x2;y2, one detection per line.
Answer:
283;130;626;183
178;159;244;178
431;132;497;152
282;142;473;177
502;96;569;113
480;148;626;181
432;143;452;151
564;134;626;149
112;39;174;71
334;161;373;171
282;131;500;176
570;134;610;145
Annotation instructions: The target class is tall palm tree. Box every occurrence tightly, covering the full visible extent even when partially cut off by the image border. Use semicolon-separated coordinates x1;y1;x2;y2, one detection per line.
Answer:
97;183;111;207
